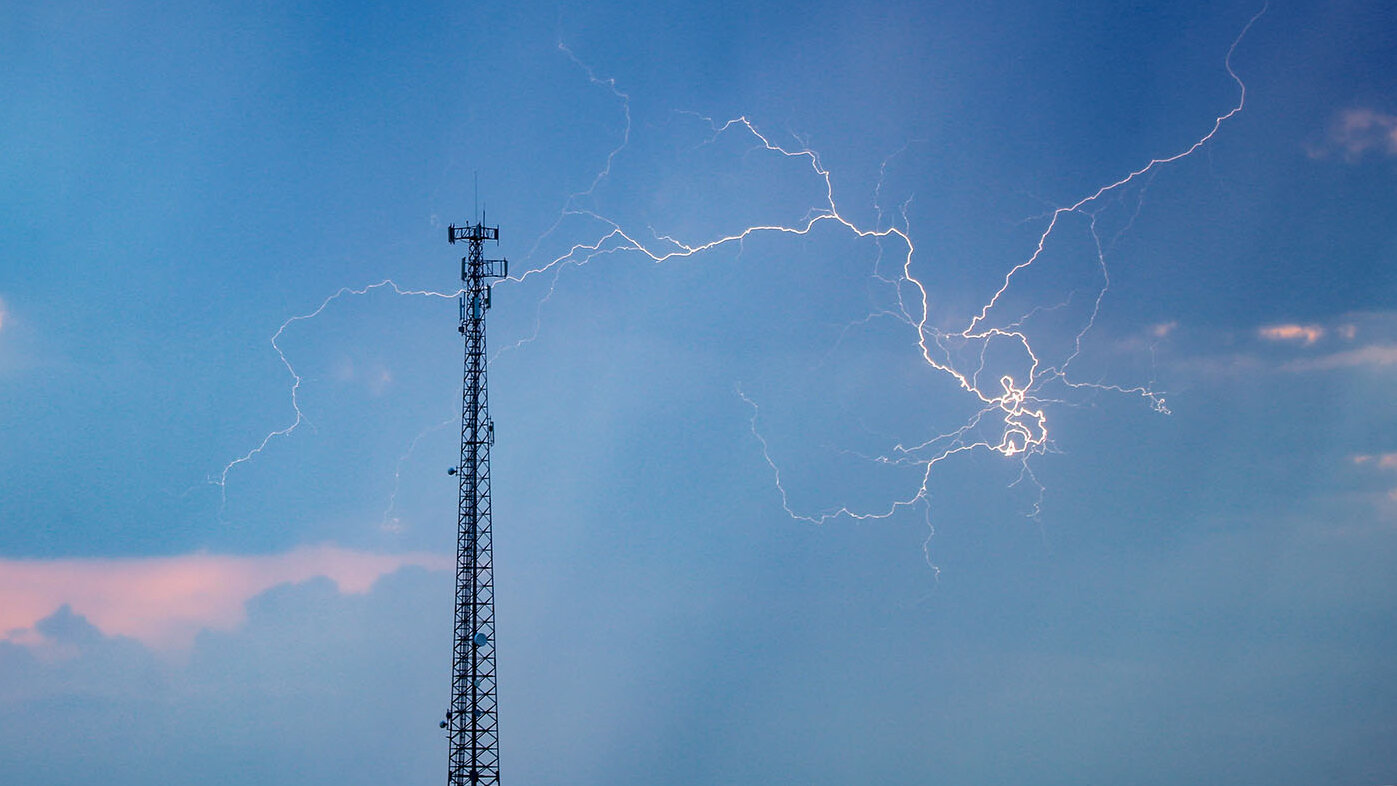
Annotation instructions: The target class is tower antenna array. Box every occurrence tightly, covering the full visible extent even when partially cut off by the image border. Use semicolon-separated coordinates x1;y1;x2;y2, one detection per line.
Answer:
443;219;508;785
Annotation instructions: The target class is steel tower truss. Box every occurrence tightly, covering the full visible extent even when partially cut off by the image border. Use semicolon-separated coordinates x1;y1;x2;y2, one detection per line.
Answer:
445;221;508;785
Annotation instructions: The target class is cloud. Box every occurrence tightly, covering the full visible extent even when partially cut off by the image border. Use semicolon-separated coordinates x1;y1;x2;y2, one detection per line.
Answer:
1258;323;1324;345
0;296;7;333
332;356;396;396
1311;107;1397;161
0;545;450;651
1352;453;1397;470
1282;344;1397;372
0;569;452;786
1163;314;1397;380
1247;315;1397;372
1150;321;1178;338
1349;453;1397;515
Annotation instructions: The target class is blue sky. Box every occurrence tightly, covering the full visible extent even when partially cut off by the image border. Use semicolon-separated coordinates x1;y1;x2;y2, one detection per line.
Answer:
3;1;1396;784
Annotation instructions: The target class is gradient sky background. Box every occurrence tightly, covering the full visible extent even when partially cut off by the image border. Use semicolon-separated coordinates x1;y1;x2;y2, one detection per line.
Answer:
3;1;1396;784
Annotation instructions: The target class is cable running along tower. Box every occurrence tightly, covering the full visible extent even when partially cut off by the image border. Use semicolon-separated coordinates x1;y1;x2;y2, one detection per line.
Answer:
444;220;508;785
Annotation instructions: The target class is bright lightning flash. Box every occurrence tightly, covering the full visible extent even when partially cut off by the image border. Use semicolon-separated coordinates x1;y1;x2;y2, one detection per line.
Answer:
216;7;1266;541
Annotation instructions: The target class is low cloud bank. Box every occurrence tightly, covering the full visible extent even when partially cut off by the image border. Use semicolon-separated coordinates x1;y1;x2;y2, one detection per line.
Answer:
0;545;450;650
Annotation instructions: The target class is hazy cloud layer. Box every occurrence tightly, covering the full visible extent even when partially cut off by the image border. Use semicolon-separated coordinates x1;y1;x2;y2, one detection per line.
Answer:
2;515;1395;786
1311;107;1397;161
1165;313;1397;378
1282;343;1397;372
0;567;451;786
0;545;449;650
1352;452;1397;469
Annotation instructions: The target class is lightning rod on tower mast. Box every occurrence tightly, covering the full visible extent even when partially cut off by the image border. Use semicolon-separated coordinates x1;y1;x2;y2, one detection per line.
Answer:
442;219;508;785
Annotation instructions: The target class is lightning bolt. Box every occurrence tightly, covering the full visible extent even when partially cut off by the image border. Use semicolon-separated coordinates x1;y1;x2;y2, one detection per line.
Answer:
216;6;1266;549
501;4;1265;530
211;280;463;513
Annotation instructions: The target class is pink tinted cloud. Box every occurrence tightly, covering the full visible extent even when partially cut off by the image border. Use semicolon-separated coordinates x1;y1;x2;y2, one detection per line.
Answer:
1259;324;1324;345
1352;453;1397;470
0;545;449;651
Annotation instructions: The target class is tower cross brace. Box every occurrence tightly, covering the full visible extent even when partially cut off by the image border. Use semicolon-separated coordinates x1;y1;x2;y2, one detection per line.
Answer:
445;221;508;785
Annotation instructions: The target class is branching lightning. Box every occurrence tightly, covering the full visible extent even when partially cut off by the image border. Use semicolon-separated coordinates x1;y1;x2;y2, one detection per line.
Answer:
216;6;1266;544
212;280;464;512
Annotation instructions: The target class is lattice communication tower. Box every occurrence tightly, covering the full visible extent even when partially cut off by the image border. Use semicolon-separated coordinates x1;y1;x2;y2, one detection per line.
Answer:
441;220;508;785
